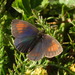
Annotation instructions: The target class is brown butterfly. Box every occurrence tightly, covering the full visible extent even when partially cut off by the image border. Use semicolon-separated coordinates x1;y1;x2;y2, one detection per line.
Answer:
11;19;63;61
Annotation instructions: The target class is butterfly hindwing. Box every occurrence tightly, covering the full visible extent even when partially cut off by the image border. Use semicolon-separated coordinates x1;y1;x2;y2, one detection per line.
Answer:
28;39;45;61
14;36;35;53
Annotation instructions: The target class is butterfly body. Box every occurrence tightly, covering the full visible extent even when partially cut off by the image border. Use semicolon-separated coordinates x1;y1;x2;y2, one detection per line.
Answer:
11;19;63;61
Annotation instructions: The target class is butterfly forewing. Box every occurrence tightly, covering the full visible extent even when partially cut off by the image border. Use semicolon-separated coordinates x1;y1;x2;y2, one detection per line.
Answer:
11;19;39;38
11;19;39;53
42;34;63;58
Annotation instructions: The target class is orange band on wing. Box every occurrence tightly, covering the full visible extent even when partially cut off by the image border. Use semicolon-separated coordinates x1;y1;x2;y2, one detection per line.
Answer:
48;41;59;51
16;22;27;33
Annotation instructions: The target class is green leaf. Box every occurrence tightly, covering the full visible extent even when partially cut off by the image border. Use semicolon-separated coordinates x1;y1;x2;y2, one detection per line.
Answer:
12;0;49;19
22;0;31;14
30;0;43;9
69;26;75;33
12;0;32;19
59;0;75;8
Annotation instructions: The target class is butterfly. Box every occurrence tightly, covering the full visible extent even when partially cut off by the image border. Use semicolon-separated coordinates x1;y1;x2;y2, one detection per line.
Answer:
11;19;63;61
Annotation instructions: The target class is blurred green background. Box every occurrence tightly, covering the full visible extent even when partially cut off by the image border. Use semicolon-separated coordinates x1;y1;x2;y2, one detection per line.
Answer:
0;0;75;75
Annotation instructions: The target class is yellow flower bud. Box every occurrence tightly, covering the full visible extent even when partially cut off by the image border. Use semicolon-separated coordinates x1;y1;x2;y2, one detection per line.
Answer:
69;64;75;72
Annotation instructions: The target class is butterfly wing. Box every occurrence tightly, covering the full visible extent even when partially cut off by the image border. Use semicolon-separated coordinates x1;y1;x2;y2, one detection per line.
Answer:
28;39;45;61
28;34;63;61
11;19;39;37
14;36;35;53
43;34;63;58
11;19;39;53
